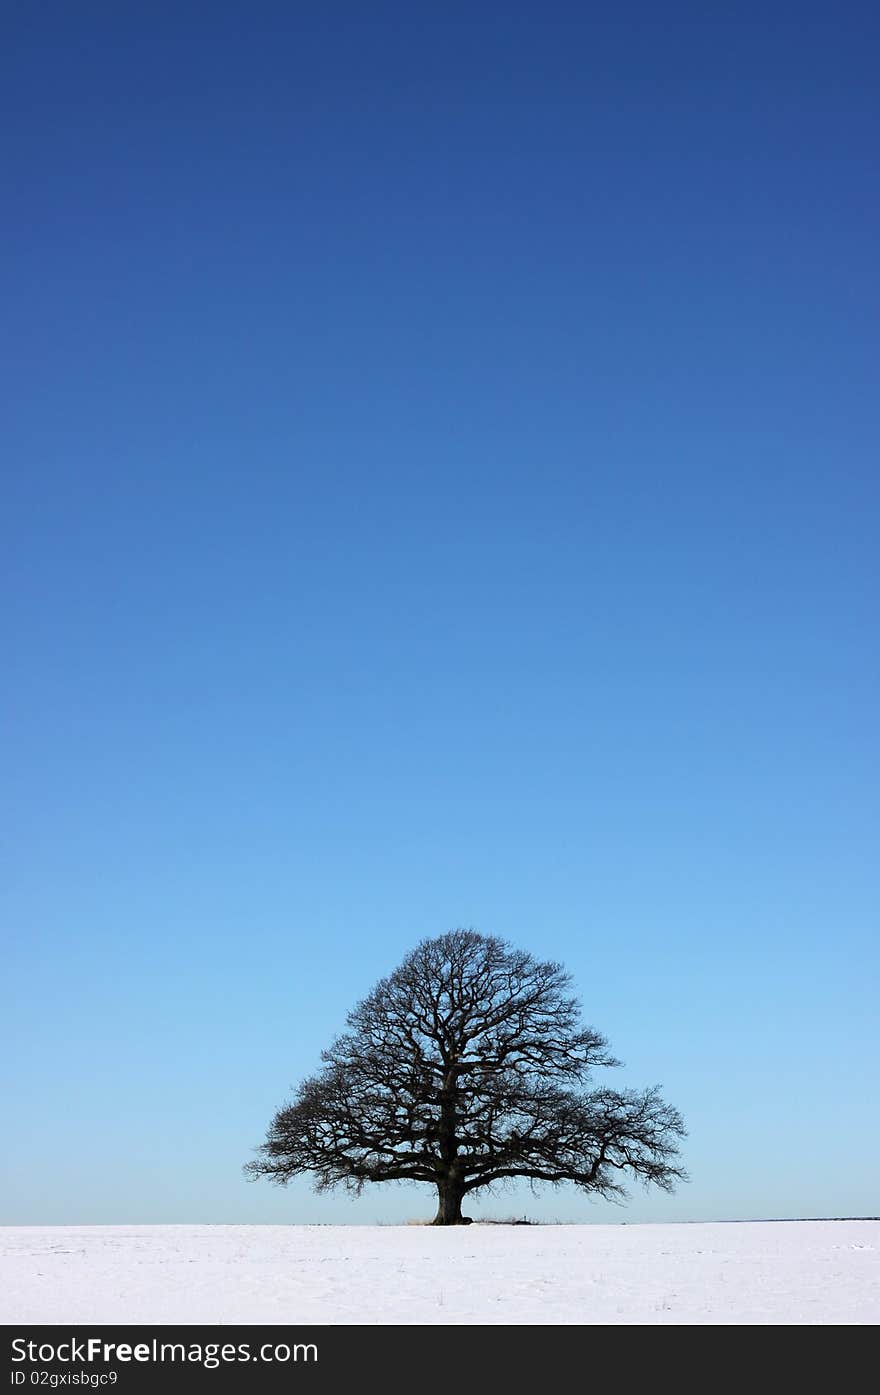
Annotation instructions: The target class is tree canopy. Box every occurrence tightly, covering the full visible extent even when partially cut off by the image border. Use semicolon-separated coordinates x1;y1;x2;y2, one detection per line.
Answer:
246;929;686;1223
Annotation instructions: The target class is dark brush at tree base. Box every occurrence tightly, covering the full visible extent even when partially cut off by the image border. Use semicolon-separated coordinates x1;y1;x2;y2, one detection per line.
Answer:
246;929;687;1225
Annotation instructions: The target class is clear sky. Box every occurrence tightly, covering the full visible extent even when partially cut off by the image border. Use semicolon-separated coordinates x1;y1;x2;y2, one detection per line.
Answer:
3;2;877;1225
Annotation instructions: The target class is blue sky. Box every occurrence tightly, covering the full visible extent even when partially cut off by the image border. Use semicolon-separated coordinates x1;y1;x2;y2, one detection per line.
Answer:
3;2;878;1224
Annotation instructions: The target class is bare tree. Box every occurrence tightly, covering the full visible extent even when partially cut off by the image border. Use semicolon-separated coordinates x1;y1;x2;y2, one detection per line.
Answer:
246;929;686;1224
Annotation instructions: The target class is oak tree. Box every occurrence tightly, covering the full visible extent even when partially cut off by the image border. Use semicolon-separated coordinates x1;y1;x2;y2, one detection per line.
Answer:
246;929;686;1224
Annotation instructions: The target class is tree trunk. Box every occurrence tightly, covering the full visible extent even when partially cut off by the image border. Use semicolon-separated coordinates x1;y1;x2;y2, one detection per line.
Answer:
432;1176;469;1225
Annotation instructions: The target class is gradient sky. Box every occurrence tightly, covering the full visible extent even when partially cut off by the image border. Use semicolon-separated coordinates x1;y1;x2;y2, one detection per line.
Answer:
3;2;878;1225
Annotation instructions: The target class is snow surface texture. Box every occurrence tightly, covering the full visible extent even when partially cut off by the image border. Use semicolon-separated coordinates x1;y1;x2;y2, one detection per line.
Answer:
2;1221;878;1325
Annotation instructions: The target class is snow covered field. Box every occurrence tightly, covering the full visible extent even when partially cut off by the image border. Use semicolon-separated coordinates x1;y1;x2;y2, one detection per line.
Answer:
2;1220;877;1325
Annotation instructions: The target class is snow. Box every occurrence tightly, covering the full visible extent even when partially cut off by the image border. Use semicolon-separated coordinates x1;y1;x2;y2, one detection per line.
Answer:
2;1221;877;1325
